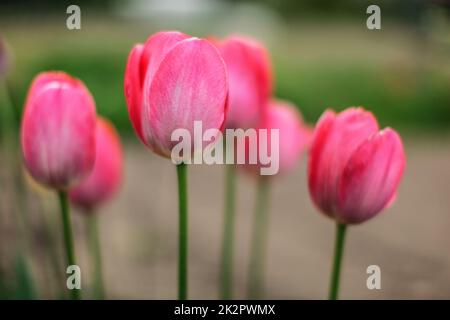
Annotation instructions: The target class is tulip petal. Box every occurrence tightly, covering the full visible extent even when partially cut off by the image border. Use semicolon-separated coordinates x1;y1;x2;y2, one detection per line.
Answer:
26;71;85;109
69;117;122;209
140;31;190;86
308;107;379;217
143;38;228;157
242;99;308;176
124;44;146;142
338;128;406;224
265;100;307;174
219;36;272;129
124;32;190;146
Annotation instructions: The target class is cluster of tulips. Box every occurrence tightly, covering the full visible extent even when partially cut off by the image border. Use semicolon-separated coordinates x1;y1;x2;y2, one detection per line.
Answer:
16;31;405;300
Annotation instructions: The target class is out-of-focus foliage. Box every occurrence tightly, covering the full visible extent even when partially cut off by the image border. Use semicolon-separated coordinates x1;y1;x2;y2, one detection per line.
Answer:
6;46;449;136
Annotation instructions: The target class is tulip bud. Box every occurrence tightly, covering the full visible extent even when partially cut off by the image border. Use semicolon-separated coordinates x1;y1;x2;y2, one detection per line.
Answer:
308;107;405;224
124;31;228;159
69;117;123;210
216;35;272;129
21;72;97;190
243;99;311;176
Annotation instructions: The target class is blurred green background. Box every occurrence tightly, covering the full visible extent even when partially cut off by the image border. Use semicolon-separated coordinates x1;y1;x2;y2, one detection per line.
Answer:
1;0;449;135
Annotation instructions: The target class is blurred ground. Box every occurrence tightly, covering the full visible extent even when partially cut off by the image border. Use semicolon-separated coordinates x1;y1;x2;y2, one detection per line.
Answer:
2;133;447;299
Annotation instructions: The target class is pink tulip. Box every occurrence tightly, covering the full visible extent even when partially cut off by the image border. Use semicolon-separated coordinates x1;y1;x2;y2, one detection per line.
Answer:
244;99;312;175
308;107;406;224
69;117;123;210
216;35;272;129
21;71;97;190
124;31;228;158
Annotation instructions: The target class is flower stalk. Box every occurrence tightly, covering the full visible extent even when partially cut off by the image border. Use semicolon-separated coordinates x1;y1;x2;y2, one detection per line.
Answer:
58;191;80;300
176;163;188;300
329;222;347;300
247;177;270;299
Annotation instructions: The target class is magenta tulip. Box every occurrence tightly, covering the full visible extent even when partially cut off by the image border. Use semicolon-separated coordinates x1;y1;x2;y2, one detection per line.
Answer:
21;71;97;300
124;31;228;300
308;107;405;224
216;35;272;129
70;117;123;210
21;71;97;190
124;31;228;159
308;107;405;300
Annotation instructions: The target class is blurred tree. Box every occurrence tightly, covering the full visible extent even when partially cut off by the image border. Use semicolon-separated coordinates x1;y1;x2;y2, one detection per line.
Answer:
223;0;448;22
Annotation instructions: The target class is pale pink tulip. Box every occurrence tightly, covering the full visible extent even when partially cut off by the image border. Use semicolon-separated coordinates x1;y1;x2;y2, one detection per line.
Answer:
21;71;97;189
308;107;405;224
216;35;272;129
69;117;123;210
244;99;312;175
124;31;228;158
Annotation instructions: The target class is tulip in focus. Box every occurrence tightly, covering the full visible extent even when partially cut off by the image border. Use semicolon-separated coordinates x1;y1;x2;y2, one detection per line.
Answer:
307;106;405;300
124;31;228;300
308;107;405;224
70;117;123;210
124;31;228;160
21;71;97;190
216;35;272;129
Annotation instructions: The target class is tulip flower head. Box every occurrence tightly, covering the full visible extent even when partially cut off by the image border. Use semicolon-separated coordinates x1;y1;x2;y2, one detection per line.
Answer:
308;107;405;224
243;99;312;176
21;72;97;190
217;35;272;129
124;31;228;160
70;117;123;210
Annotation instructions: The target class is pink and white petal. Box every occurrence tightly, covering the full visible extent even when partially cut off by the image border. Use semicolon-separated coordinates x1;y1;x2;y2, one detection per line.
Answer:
140;31;190;87
144;38;228;157
25;72;86;110
308;109;336;217
337;128;406;224
124;44;146;142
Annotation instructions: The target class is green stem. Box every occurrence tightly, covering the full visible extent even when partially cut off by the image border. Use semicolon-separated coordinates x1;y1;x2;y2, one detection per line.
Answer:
329;222;347;300
87;213;105;299
220;163;236;300
176;163;188;300
247;177;270;299
58;191;80;300
40;198;65;298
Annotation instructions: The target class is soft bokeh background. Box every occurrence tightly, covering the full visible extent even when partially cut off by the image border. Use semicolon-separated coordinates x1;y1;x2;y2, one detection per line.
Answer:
0;0;449;299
